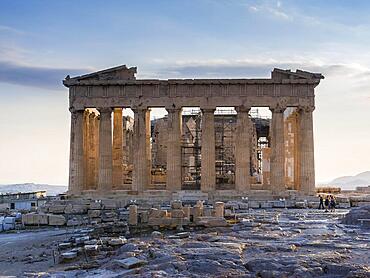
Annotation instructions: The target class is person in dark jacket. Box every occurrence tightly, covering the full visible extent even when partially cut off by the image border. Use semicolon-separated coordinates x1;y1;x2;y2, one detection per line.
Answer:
325;196;330;212
319;195;324;209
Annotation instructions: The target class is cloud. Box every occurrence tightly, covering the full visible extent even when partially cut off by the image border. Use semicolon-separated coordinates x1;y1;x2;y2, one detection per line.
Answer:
0;25;25;35
247;1;292;21
0;60;89;90
153;59;363;79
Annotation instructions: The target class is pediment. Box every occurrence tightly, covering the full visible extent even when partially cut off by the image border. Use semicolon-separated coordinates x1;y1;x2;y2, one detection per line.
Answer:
272;68;324;81
66;65;137;82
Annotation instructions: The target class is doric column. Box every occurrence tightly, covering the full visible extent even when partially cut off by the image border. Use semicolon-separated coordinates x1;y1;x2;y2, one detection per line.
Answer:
68;108;85;195
166;107;182;191
270;105;286;194
86;112;98;190
83;111;89;190
97;107;113;192
112;108;124;190
201;108;216;192
235;106;251;192
93;114;100;188
298;106;315;195
132;107;151;192
122;117;128;165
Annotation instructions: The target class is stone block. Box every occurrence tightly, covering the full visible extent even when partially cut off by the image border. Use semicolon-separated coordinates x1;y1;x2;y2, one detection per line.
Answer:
60;251;78;262
192;206;203;219
88;209;101;218
260;202;273;209
48;214;66;226
108;237;127;246
64;204;88;214
214;202;225;217
171;209;185;218
271;200;286;208
22;214;48;225
67;218;82;226
196;200;204;209
22;213;34;225
295;201;307;208
197;216;229;227
48;205;66;214
102;200;117;209
203;208;213;216
114;257;147;269
149;208;167;218
129;205;138;225
249;201;260;209
140;211;148;223
75;236;89;244
148;217;172;226
182;207;191;219
89;202;102;210
171;200;182;209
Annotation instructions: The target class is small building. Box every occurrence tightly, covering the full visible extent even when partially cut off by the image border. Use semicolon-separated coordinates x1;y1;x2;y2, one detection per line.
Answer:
0;191;47;211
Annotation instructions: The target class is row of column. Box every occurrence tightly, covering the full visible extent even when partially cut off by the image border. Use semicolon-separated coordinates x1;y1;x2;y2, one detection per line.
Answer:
69;105;315;196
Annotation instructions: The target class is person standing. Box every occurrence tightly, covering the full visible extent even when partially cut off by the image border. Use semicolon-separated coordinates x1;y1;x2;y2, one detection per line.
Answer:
318;195;324;210
325;195;330;212
330;196;336;212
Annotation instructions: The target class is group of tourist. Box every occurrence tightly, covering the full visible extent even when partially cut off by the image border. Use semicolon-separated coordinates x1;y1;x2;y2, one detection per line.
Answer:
318;195;337;211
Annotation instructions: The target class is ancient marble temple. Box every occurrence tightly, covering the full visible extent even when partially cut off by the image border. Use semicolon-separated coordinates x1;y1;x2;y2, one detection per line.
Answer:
63;65;324;198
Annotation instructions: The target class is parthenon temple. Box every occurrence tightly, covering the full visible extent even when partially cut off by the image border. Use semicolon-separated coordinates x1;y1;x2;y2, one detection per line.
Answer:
63;65;324;200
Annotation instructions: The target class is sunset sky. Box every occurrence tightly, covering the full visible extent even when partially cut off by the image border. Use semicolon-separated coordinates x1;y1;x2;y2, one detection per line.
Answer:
1;0;370;185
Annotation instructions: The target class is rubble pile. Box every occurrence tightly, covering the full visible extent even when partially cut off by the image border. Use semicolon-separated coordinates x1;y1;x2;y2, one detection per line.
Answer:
21;199;130;227
132;200;229;230
342;205;370;226
26;208;368;277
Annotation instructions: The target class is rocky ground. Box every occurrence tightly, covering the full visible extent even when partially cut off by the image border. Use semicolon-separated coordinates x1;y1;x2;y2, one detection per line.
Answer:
0;209;369;278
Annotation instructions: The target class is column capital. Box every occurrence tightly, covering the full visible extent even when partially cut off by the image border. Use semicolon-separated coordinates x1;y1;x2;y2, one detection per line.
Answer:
235;105;251;113
298;105;315;113
69;107;85;114
165;106;182;113
201;107;216;114
269;105;286;113
97;107;113;114
132;106;149;113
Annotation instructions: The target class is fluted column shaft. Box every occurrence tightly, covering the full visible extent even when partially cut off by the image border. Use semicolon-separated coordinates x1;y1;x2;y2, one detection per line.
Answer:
270;106;285;194
98;108;113;192
201;108;216;192
132;108;151;192
166;108;182;191
68;109;85;195
112;108;124;189
86;113;98;190
299;106;315;195
235;106;251;192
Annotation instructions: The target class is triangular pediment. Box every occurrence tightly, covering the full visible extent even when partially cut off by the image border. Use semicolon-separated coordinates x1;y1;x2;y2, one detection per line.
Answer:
272;68;324;81
66;65;137;81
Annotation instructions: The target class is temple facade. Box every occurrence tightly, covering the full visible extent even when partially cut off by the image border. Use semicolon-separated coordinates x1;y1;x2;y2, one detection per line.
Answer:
63;65;324;198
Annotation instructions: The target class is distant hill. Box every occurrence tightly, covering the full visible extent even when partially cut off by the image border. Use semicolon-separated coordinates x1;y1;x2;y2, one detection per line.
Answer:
329;171;370;190
0;183;67;196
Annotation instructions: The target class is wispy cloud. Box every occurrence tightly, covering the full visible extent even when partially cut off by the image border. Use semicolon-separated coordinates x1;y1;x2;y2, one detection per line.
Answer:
0;25;26;35
151;58;367;79
247;0;292;21
0;60;89;90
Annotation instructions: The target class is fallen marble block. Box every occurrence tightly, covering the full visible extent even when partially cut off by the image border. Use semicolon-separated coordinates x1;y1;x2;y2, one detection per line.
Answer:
115;257;147;269
48;214;66;226
197;216;229;227
60;251;78;262
108;237;127;246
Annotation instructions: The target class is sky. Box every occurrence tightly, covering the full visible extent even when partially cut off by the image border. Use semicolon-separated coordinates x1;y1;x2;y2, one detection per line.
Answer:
0;0;370;185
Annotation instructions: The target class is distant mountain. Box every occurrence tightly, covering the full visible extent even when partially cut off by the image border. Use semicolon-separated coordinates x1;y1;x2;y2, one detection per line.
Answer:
0;183;67;196
329;171;370;190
